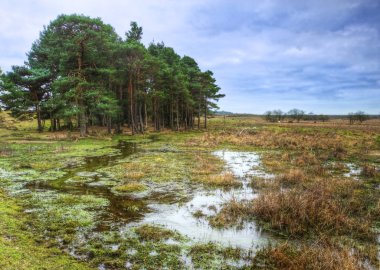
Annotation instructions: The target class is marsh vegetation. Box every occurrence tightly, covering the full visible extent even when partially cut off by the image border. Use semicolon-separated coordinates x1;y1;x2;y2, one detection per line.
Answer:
0;111;379;269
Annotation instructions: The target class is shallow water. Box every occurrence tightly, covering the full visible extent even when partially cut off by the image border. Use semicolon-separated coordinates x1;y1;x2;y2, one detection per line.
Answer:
24;141;151;225
132;150;273;249
16;142;274;265
343;163;362;179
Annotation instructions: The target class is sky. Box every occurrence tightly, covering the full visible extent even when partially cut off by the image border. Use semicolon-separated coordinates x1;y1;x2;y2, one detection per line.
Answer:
0;0;379;114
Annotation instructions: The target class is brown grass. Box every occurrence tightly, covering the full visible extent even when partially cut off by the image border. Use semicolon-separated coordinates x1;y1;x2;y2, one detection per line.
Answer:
361;164;378;178
293;152;319;166
189;125;376;161
198;171;240;187
277;169;306;186
190;153;239;187
134;224;179;241
123;171;145;181
252;242;362;270
192;153;223;175
209;197;249;227
251;178;373;239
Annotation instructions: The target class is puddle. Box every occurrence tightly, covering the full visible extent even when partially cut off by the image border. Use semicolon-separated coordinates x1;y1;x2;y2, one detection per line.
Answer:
24;141;149;226
133;150;273;250
2;138;378;269
10;142;273;266
343;163;362;179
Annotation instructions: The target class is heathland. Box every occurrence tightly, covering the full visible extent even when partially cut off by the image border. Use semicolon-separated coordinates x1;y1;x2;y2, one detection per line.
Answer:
0;111;379;270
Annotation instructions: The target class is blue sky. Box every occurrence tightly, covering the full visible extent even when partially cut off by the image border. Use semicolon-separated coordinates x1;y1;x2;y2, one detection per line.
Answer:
0;0;379;114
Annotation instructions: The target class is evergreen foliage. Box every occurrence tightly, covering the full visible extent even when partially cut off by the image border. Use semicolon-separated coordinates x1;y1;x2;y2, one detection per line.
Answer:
0;14;224;135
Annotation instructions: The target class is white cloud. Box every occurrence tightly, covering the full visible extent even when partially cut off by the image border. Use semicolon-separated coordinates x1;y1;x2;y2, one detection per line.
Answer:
0;0;379;114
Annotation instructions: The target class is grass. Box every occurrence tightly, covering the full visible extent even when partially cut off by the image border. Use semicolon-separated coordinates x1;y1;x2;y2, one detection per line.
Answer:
250;177;375;239
197;171;241;187
205;117;380;268
209;197;249;228
1;112;380;269
277;169;306;186
361;164;378;178
134;224;183;242
252;242;361;270
191;152;224;175
189;242;245;269
0;190;92;270
113;182;147;193
190;153;241;187
123;171;146;181
103;151;195;183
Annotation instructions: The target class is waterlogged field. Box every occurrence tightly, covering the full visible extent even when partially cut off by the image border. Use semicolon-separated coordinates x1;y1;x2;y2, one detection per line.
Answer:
0;113;379;269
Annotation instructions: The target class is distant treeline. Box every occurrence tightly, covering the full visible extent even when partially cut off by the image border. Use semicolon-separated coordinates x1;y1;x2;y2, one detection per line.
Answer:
263;109;375;124
0;14;224;136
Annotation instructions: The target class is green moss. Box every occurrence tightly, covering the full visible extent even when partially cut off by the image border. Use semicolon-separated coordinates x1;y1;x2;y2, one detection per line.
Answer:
1;114;379;269
29;192;109;235
101;151;196;183
113;182;147;193
0;190;92;270
134;224;183;242
189;242;245;269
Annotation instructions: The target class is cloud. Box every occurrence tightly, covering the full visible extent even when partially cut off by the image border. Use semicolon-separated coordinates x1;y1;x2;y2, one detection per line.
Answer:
0;0;379;114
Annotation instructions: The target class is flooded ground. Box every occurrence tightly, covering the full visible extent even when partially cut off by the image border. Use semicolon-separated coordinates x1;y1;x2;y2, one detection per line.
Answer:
0;140;275;268
1;132;378;269
343;163;362;179
135;150;274;249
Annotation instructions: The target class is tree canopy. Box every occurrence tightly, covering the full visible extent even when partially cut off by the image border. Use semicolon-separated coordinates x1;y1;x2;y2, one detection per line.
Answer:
0;14;224;135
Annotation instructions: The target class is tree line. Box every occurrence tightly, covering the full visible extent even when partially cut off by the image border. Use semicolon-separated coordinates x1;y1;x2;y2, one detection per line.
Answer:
348;111;370;124
264;109;372;124
264;109;329;123
0;14;224;136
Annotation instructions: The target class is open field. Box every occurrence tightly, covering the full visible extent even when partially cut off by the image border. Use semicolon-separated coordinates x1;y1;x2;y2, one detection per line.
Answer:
0;112;379;269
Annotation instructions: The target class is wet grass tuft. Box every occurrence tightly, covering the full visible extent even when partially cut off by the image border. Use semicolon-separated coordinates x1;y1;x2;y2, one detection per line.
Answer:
113;182;147;193
209;197;249;228
134;224;183;242
252;242;361;270
277;169;306;186
197;171;241;187
251;178;375;239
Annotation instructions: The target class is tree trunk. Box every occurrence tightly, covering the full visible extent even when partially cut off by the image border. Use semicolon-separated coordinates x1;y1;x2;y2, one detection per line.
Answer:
176;100;179;131
197;99;201;129
128;77;135;135
79;111;87;137
36;103;42;132
204;96;207;129
144;102;148;130
107;116;112;134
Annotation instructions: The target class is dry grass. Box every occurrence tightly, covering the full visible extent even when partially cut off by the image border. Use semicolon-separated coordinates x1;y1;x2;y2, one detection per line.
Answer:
192;153;223;175
209;197;249;227
190;125;376;161
251;178;374;239
277;169;306;186
209;115;380;133
252;242;362;270
134;224;180;241
361;164;378;178
197;171;241;187
293;151;319;166
261;150;327;177
251;177;277;190
123;171;145;181
190;153;239;187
